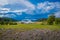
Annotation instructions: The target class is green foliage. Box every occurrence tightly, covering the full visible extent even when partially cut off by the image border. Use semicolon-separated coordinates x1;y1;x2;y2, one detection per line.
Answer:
0;22;4;25
9;22;17;25
0;17;17;25
0;21;8;25
47;14;55;25
55;18;60;25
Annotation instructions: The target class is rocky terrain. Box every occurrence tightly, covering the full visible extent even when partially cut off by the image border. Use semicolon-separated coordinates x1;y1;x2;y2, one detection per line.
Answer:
0;29;60;40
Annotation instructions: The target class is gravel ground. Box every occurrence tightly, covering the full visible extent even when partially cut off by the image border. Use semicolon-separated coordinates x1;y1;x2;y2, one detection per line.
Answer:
0;29;60;40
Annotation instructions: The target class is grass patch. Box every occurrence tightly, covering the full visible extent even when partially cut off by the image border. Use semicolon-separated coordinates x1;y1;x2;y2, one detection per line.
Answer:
0;24;60;31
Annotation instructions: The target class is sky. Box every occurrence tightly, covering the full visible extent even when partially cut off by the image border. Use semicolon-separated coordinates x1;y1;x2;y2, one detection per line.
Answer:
0;0;60;20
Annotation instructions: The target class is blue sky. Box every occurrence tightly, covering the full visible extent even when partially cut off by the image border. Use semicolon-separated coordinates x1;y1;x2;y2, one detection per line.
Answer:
0;0;60;20
29;0;60;5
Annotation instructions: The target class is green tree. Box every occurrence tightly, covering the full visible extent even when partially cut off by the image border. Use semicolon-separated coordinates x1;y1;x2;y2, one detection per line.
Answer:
47;14;55;25
55;18;60;25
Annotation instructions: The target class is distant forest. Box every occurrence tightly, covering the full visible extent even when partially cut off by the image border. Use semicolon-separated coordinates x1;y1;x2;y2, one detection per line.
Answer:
0;17;18;25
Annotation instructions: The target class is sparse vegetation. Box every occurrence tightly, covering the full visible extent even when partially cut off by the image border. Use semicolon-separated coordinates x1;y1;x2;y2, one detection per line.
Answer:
0;17;17;25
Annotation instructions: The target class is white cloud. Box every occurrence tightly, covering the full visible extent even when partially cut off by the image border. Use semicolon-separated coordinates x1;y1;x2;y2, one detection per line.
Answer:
8;0;35;10
12;9;28;13
0;15;4;17
55;11;60;17
0;0;35;15
0;8;10;11
0;8;28;15
0;1;60;16
25;9;35;15
0;14;16;18
4;14;16;18
37;1;60;13
0;8;10;13
11;9;28;15
0;0;35;10
0;0;8;6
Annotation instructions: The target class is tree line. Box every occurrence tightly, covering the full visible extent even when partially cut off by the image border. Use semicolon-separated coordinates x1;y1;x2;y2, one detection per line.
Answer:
0;17;17;25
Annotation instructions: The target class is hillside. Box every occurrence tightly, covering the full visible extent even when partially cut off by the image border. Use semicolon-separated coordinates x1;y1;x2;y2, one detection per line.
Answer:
0;17;18;22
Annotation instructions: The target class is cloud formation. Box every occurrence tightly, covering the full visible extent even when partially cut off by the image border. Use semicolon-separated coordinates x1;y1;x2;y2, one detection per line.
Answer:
37;1;60;13
0;0;8;6
0;0;35;15
4;14;16;18
11;9;28;15
55;11;60;17
0;8;10;13
0;1;60;18
0;0;35;10
0;8;28;15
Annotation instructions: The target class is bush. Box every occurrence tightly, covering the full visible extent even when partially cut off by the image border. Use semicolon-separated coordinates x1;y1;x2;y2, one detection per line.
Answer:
55;18;60;25
47;14;55;25
0;22;4;25
0;21;9;25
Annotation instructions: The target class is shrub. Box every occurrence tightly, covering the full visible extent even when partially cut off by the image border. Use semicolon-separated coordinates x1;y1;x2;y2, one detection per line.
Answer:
0;22;4;25
47;14;55;25
9;22;17;25
55;18;60;25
